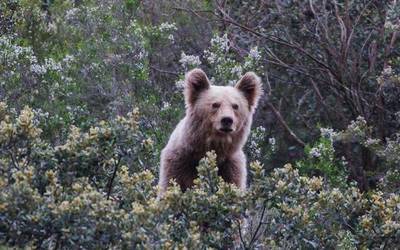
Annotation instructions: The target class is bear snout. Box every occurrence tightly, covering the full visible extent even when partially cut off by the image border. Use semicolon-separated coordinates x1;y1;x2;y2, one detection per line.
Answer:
220;117;234;132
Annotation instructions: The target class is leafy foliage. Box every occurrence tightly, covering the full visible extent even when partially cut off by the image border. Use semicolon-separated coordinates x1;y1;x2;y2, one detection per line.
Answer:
1;0;399;248
1;105;399;248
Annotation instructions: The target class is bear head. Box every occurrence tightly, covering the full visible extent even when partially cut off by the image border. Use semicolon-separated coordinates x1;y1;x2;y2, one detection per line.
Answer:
184;68;263;138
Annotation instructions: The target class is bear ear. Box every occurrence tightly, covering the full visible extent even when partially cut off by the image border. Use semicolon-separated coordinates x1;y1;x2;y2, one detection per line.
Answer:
184;68;210;107
235;72;263;110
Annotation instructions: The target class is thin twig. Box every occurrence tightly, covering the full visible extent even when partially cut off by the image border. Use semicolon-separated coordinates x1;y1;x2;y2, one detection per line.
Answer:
248;205;267;248
150;65;180;76
264;100;305;147
237;219;248;249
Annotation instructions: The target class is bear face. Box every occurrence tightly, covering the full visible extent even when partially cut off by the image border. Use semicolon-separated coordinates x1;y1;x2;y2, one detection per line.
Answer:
196;86;248;136
184;68;263;142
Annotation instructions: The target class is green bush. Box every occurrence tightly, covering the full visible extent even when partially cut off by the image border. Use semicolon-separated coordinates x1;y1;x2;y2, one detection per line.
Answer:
1;105;399;249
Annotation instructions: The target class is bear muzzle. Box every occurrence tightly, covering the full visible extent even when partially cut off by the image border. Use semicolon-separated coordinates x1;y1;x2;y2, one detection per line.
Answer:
219;117;234;133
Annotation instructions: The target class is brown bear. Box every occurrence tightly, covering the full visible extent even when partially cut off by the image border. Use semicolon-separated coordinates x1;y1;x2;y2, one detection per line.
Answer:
158;68;262;194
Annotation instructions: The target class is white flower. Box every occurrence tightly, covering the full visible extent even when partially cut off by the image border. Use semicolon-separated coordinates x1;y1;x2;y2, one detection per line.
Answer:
44;58;62;72
269;137;276;152
63;54;75;64
348;116;367;134
30;64;47;75
249;46;261;60
179;52;201;68
159;22;177;32
320;128;337;140
206;52;217;64
231;65;243;77
383;66;393;76
364;138;380;147
29;57;38;65
341;156;348;166
175;79;185;89
161;101;171;111
268;137;276;146
310;147;321;158
65;8;79;20
136;50;146;60
257;126;266;133
210;34;229;52
384;21;400;31
47;22;57;33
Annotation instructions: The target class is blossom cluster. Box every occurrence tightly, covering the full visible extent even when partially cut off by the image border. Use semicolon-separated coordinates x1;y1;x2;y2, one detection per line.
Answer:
179;52;201;70
384;1;400;32
202;34;263;86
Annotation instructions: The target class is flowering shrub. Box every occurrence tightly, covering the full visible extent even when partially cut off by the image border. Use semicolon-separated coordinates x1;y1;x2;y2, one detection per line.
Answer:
204;34;264;86
297;128;347;187
1;0;399;248
1;104;399;248
339;115;400;176
0;0;175;139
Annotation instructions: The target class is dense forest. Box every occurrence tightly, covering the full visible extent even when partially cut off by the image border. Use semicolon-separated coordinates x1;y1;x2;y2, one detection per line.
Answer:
0;0;399;248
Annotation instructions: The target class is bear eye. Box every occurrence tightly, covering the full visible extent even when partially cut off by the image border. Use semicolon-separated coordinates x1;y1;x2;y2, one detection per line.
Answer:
232;104;239;110
212;102;221;109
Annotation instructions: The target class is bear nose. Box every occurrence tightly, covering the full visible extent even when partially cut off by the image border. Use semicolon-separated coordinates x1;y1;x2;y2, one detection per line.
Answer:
221;117;233;127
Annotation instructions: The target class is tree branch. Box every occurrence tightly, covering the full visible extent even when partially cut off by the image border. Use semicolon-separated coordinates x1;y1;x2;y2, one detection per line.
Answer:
265;100;305;148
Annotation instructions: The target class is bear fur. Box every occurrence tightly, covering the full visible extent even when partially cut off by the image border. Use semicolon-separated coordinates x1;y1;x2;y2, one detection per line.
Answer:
158;68;262;194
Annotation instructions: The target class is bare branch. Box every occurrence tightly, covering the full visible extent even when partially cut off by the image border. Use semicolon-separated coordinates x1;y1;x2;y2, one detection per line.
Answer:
265;101;306;148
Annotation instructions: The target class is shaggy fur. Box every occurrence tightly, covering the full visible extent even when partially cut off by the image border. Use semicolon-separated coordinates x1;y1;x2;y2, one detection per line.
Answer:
158;68;262;194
